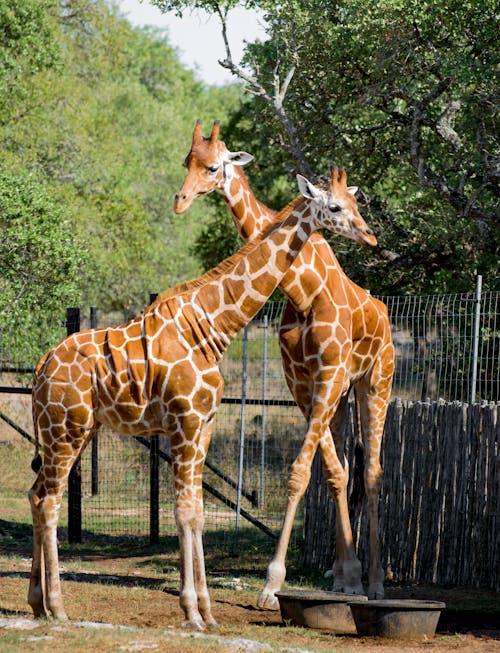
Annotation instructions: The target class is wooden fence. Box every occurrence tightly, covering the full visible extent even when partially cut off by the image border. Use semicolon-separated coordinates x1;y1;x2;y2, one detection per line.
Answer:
302;400;499;590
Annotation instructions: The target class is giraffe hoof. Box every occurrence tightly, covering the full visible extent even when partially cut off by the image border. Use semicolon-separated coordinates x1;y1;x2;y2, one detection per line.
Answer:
344;585;365;596
50;608;69;621
368;584;385;600
182;618;206;631
257;590;280;610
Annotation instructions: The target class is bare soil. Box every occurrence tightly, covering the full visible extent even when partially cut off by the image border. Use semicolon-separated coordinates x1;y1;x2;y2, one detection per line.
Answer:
0;532;498;653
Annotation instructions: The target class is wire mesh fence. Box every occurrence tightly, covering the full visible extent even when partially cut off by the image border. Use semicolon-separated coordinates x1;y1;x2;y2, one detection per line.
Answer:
1;282;498;403
1;282;499;551
386;284;499;403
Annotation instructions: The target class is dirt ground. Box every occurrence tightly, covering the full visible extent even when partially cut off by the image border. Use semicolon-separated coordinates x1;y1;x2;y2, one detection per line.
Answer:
1;546;499;653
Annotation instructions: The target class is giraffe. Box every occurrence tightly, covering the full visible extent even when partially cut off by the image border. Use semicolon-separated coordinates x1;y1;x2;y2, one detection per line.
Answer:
174;121;395;608
28;170;376;630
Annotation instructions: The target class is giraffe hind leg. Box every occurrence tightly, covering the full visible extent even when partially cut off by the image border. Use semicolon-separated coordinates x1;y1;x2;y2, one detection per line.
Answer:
356;345;394;599
28;486;47;619
326;394;364;595
28;479;68;621
28;421;94;620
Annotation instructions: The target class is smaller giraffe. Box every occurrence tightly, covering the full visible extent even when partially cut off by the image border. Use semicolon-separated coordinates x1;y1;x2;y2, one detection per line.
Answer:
28;170;375;630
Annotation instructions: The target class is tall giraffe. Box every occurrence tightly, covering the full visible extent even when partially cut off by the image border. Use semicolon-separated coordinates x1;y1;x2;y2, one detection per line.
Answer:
28;171;376;630
175;121;395;607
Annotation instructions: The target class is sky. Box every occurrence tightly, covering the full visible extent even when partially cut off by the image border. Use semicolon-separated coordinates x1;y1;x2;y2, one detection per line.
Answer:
118;0;266;86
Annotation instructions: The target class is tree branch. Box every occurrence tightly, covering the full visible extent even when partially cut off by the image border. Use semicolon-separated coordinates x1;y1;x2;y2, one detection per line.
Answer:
213;4;314;178
435;99;462;148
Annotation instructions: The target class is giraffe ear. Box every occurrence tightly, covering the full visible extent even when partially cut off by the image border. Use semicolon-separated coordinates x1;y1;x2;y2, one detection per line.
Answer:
224;151;254;167
297;174;321;200
347;186;358;196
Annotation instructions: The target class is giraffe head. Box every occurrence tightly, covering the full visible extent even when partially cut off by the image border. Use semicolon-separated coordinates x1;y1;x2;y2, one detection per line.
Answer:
297;167;377;247
174;120;253;214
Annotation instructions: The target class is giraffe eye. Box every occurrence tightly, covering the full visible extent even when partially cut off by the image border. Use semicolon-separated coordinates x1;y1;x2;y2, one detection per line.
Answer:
206;164;219;174
328;204;341;213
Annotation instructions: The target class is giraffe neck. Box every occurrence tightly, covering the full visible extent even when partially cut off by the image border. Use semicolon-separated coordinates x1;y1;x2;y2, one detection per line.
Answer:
161;197;312;361
221;165;277;242
220;165;349;313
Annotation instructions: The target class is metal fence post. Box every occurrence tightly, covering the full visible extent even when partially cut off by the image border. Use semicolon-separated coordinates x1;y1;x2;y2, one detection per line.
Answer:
470;275;482;404
148;293;160;545
259;315;268;509
90;306;99;496
67;307;82;544
233;325;248;554
150;435;160;544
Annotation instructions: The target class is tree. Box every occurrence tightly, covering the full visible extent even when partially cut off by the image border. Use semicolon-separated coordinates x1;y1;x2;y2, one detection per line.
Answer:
0;167;84;366
0;0;243;325
153;0;499;294
0;0;61;122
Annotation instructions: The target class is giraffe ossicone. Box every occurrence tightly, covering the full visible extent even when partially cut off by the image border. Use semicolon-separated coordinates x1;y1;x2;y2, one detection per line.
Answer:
176;121;395;610
28;169;373;630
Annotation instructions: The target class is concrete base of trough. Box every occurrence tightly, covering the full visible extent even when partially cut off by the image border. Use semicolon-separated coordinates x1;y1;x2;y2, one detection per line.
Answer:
349;599;446;638
276;590;368;634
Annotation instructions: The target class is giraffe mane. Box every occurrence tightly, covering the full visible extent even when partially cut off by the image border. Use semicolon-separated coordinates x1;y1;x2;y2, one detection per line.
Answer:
155;194;306;304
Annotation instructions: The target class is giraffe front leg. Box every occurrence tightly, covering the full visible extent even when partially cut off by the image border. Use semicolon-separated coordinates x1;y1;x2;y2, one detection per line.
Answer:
366;463;384;599
192;515;217;629
177;524;205;630
257;440;317;610
326;396;352;592
361;403;386;600
191;424;218;629
172;428;212;630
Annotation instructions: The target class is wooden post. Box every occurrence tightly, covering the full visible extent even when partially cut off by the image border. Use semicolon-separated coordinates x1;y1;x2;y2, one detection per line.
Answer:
67;307;82;544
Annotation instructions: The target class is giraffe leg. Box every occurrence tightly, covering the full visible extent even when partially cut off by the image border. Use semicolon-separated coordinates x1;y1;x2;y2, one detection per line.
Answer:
28;485;47;619
356;344;394;599
28;481;68;620
256;459;306;609
192;510;217;628
172;425;214;630
28;408;94;621
191;424;217;629
257;411;336;610
319;426;363;594
326;394;351;591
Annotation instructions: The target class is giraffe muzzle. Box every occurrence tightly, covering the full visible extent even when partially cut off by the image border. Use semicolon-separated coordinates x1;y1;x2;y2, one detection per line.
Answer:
356;228;377;248
174;192;191;214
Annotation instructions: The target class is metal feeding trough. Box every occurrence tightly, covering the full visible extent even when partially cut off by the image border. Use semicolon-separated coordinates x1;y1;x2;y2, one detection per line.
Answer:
348;599;446;638
276;590;368;634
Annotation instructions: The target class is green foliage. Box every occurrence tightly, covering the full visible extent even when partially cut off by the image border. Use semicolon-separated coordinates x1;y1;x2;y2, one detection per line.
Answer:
0;167;83;364
0;168;83;318
155;0;499;295
0;0;61;120
0;0;243;337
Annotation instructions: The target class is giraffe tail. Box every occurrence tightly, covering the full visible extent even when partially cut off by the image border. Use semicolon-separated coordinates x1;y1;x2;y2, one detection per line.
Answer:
31;424;42;473
31;378;42;473
349;395;365;515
